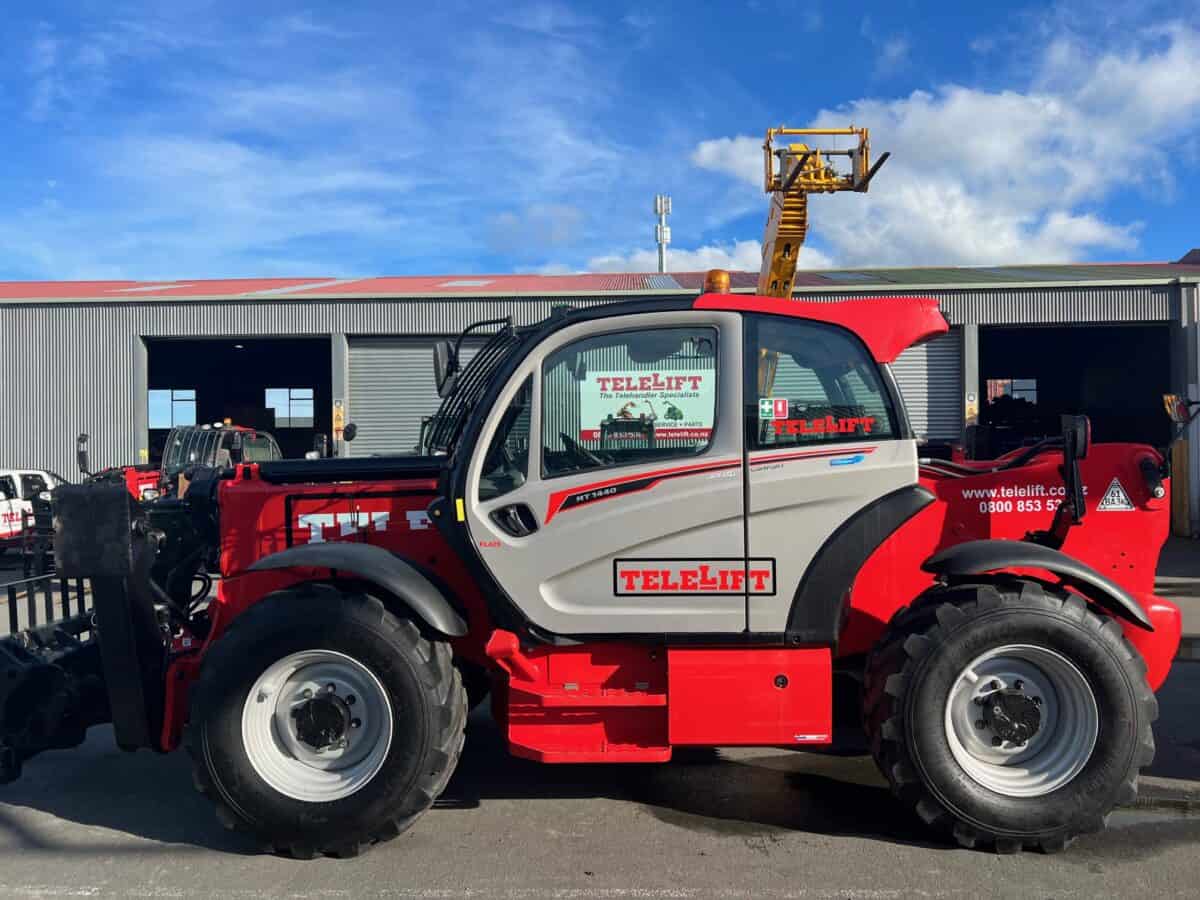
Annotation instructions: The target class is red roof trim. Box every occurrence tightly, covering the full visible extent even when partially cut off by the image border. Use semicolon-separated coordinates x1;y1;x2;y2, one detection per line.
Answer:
693;293;949;363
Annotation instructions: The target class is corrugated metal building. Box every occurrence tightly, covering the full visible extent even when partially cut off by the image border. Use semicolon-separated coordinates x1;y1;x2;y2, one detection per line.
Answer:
2;261;1198;534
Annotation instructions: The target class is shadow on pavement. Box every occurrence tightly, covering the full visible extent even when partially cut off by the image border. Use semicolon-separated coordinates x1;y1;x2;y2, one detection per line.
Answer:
437;708;946;851
0;708;942;855
1148;660;1200;782
2;661;1199;857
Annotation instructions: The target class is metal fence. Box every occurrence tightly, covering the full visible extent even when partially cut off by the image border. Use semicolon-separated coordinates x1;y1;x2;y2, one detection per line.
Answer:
2;574;89;637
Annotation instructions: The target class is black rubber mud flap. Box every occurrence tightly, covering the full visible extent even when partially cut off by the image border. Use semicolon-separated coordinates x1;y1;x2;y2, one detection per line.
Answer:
922;539;1153;630
247;542;468;637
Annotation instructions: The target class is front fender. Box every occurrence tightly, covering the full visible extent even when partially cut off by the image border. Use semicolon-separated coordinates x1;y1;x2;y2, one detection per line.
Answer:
247;542;468;637
923;539;1153;631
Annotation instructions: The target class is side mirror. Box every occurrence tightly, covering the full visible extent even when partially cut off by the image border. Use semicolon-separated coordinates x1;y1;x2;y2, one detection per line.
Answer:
313;433;331;458
1061;414;1090;461
76;432;91;476
433;340;458;398
342;422;358;443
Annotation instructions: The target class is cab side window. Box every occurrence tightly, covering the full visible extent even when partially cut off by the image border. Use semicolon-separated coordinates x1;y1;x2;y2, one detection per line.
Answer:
745;314;897;449
241;433;280;462
0;476;15;501
542;327;718;477
479;377;532;501
20;474;48;497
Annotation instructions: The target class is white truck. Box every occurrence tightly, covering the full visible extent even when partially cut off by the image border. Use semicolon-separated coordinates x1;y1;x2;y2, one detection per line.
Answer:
0;469;65;553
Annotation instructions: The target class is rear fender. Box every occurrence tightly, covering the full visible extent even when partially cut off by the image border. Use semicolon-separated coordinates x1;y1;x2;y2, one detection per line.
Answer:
246;542;468;638
922;539;1153;630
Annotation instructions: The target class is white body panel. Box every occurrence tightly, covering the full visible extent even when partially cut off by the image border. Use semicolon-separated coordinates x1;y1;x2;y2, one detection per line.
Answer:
0;469;61;542
465;311;748;635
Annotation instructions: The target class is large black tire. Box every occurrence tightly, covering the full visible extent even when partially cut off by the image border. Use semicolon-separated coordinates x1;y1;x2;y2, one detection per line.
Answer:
863;580;1157;853
185;585;467;858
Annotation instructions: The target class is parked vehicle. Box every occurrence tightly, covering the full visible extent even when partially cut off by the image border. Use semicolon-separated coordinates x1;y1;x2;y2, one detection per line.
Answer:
0;286;1181;860
0;469;65;552
78;423;283;501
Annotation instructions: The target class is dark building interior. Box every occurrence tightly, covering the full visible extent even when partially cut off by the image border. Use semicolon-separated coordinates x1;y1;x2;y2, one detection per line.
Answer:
146;337;332;463
978;324;1171;452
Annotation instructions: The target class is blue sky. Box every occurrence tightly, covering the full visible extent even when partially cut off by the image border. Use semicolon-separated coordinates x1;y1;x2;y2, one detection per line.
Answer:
2;0;1199;280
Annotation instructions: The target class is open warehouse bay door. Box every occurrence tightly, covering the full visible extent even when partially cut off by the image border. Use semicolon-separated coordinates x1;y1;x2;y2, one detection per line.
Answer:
347;338;479;456
891;328;964;442
147;337;332;463
978;324;1172;457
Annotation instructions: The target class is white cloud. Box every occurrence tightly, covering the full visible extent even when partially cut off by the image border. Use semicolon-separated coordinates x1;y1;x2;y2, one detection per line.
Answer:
691;136;762;187
692;24;1200;267
583;239;832;273
491;3;598;39
861;16;911;76
487;204;585;253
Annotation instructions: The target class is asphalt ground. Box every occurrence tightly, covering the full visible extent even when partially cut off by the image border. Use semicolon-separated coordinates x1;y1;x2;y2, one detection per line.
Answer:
0;662;1192;898
0;541;1198;897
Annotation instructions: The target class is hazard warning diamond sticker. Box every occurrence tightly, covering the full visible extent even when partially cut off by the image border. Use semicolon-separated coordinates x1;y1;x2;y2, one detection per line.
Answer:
1097;477;1135;511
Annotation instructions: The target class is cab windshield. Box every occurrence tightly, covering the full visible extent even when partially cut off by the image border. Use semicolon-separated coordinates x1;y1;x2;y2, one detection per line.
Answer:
162;427;221;476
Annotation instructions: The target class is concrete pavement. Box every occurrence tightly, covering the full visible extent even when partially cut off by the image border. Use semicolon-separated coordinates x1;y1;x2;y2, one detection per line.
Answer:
0;665;1198;898
0;545;1197;894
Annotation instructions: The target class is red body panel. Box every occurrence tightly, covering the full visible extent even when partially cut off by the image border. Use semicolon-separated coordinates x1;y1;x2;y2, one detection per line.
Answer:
841;443;1179;689
123;467;161;500
667;648;831;746
212;468;491;659
693;292;948;363
487;631;670;762
158;422;1178;758
484;632;832;760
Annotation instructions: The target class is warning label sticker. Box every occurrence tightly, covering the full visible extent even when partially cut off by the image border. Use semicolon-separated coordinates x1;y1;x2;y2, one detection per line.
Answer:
1097;478;1135;511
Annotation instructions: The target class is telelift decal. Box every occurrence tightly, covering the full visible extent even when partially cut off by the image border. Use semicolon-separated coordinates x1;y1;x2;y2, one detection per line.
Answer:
771;416;876;437
544;458;740;523
284;490;438;546
614;558;777;596
581;370;715;442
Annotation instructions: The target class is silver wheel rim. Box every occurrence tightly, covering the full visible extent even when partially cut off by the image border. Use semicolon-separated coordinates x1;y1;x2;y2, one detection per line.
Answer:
943;644;1098;798
241;649;393;803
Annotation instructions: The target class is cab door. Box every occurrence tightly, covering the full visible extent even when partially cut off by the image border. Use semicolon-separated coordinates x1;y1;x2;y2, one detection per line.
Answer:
462;310;748;636
741;313;919;638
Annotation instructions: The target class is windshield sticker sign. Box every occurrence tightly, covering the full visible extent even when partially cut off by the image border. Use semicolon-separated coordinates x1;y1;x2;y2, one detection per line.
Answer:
759;397;789;420
614;558;776;596
772;416;876;437
580;370;715;441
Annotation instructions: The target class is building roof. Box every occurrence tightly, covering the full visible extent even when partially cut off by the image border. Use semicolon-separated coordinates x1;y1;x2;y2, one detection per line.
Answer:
1;261;1198;303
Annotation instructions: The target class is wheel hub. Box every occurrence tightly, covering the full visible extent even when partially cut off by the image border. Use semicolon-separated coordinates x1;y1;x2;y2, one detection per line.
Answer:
293;690;352;751
241;650;393;803
981;688;1041;745
944;644;1099;798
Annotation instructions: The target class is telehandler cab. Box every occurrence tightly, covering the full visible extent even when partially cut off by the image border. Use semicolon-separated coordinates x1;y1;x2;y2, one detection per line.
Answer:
1;287;1179;858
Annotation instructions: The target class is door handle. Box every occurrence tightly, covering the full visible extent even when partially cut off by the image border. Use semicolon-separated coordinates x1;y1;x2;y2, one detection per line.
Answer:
490;503;539;537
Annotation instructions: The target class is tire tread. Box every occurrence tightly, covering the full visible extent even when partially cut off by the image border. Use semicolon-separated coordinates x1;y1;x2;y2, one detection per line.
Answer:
183;585;467;859
863;580;1156;854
